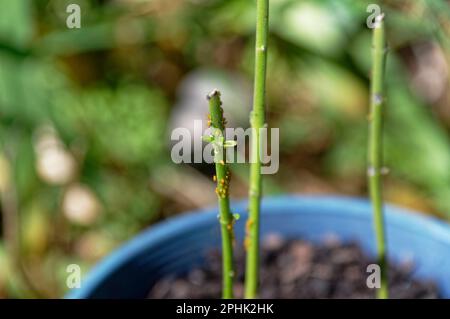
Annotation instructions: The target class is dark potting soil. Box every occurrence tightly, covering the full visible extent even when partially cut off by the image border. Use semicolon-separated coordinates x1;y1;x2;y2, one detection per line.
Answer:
148;235;440;299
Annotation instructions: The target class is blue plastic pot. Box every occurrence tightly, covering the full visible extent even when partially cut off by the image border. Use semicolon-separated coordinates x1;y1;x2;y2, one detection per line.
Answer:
68;195;450;299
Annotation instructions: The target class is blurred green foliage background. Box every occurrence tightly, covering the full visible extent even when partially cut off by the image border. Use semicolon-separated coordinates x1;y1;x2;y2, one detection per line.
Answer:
0;0;449;298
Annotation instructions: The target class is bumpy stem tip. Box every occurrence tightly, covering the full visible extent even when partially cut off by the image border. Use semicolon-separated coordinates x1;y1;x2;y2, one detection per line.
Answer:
207;89;221;100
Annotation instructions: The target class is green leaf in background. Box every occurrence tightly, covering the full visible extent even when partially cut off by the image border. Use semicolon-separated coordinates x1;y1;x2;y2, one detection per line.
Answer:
273;0;352;58
302;58;368;118
386;85;450;215
0;0;33;50
0;51;69;126
53;85;169;166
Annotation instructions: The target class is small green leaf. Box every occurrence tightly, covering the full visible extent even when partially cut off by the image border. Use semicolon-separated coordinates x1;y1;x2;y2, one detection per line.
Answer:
202;135;214;143
224;140;237;148
233;213;240;221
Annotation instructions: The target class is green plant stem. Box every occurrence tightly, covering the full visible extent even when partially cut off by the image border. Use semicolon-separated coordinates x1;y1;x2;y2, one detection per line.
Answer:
368;14;388;299
245;0;269;299
207;90;235;299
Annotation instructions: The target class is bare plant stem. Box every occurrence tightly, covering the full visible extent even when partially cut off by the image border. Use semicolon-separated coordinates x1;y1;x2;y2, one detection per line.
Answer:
245;0;269;299
207;90;235;299
368;14;389;299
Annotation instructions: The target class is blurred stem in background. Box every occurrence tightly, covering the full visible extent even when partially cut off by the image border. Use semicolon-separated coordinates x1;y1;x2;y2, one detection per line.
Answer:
207;90;236;299
368;14;389;299
245;0;269;299
0;150;44;298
